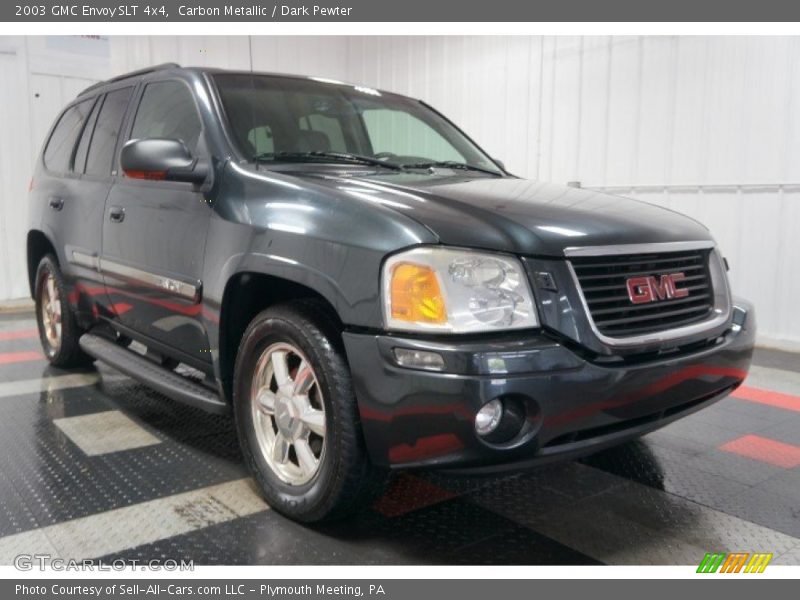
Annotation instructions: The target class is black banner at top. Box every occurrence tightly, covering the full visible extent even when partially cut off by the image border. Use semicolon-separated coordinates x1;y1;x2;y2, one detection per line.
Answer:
4;0;800;22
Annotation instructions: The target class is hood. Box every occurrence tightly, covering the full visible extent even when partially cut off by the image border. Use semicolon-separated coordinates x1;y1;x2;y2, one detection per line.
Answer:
301;171;713;256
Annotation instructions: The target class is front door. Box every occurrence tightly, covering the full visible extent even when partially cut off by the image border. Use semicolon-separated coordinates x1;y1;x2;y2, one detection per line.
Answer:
101;79;212;366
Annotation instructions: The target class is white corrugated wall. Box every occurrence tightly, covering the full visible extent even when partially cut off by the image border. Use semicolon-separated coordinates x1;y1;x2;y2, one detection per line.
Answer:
1;35;798;351
344;36;800;351
0;36;110;302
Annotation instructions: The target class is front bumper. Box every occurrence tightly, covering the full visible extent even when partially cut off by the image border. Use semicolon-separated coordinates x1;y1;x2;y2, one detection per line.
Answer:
342;300;755;470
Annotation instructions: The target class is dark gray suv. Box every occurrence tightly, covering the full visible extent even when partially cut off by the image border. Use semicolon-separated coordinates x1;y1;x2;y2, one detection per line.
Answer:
27;63;755;522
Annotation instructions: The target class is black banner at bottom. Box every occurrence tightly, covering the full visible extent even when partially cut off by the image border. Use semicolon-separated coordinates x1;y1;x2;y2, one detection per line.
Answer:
3;579;794;600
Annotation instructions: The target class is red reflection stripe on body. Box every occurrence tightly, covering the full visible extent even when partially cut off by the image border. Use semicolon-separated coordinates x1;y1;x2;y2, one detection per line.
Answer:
388;433;464;463
548;364;748;428
104;286;220;324
110;302;133;315
72;281;220;324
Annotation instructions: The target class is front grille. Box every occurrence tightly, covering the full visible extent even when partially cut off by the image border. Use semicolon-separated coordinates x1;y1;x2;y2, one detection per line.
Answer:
570;249;714;337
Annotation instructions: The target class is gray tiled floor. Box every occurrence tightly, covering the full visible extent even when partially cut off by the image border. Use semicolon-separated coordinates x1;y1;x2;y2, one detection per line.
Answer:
0;312;798;566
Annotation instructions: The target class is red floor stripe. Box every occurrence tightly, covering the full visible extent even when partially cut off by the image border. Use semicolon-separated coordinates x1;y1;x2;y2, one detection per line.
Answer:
732;385;800;413
0;350;44;365
719;434;800;468
0;329;38;342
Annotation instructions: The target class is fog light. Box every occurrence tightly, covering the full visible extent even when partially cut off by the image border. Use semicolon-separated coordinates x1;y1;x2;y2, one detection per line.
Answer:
475;399;503;436
393;347;445;371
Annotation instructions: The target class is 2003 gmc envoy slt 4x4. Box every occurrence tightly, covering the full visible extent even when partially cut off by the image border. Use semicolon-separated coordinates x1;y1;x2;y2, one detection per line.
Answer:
27;64;755;522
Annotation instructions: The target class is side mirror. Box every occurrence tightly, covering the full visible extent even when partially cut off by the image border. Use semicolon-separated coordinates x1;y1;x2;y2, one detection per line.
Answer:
120;138;209;184
493;158;506;171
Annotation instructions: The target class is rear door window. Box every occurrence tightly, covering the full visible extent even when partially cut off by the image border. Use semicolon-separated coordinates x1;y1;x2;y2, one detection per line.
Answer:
85;87;134;177
43;98;94;173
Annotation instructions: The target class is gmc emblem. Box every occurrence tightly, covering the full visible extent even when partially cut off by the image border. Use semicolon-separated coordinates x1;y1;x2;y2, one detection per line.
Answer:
626;273;689;304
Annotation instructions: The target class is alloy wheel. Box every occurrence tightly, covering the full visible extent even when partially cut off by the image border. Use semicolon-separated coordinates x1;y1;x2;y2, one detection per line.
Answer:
40;272;62;356
251;342;327;485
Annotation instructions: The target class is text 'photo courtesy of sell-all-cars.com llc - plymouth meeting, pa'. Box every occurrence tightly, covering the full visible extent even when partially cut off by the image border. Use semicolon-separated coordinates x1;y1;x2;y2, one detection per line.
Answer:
26;63;753;523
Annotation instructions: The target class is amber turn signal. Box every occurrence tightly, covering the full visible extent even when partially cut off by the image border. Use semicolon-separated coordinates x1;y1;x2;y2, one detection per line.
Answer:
389;263;447;324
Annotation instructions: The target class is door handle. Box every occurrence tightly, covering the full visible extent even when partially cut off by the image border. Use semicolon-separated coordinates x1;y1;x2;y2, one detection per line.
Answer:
48;197;64;211
108;206;125;223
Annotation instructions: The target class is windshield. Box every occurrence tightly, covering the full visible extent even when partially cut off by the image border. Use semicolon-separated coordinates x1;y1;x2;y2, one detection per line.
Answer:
213;73;502;174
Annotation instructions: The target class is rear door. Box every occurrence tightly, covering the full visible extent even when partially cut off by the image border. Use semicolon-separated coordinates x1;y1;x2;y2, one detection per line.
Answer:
38;95;113;319
101;78;213;365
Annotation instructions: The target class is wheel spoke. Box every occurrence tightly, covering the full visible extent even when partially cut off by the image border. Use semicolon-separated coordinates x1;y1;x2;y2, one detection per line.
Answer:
272;433;290;464
300;408;326;437
271;351;290;387
47;277;56;303
292;360;315;396
255;388;276;415
294;438;318;475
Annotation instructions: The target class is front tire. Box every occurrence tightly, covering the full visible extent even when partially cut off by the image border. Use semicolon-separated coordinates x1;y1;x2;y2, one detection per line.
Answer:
233;301;384;522
34;255;93;368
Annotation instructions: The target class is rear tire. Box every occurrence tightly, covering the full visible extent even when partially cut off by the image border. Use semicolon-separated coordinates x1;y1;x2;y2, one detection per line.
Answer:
233;300;385;522
34;255;93;368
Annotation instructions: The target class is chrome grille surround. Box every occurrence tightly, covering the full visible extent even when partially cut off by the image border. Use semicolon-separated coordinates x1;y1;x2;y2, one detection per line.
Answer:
564;241;732;349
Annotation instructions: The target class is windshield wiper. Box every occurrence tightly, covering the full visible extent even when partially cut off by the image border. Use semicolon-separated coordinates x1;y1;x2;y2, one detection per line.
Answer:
254;151;405;171
400;161;503;176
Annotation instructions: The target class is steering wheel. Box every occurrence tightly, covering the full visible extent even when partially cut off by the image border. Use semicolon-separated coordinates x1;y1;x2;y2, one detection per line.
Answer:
372;152;398;160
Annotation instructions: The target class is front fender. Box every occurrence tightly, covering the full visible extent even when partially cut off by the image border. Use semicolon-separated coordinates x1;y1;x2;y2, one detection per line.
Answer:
203;162;437;327
200;163;438;390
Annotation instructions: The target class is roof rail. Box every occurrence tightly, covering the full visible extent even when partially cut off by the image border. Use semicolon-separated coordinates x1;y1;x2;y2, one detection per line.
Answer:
78;63;181;97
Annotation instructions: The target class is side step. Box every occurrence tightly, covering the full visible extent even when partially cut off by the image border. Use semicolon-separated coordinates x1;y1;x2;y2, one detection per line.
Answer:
79;333;229;414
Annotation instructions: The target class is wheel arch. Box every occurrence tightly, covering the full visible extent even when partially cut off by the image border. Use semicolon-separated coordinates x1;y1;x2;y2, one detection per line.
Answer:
216;271;344;403
26;230;58;298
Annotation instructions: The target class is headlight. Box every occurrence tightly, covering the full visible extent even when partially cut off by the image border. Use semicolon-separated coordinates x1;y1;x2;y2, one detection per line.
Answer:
382;247;539;333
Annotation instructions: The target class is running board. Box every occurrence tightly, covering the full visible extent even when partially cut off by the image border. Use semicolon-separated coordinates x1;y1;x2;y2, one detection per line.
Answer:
79;333;229;414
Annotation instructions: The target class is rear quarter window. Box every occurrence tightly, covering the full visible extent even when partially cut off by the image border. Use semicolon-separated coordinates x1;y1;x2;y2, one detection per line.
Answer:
43;98;95;173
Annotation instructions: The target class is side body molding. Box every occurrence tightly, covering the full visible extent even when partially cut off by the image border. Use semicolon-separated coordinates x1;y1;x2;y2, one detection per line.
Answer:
71;251;201;302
